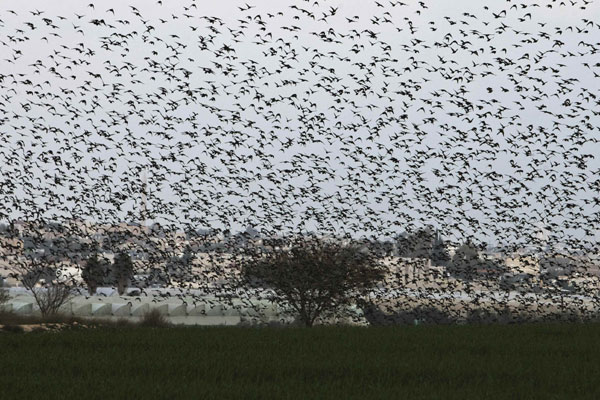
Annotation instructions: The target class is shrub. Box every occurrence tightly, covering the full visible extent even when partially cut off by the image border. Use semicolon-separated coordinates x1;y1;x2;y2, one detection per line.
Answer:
359;301;456;326
114;317;135;327
239;317;266;327
140;308;170;327
1;324;24;333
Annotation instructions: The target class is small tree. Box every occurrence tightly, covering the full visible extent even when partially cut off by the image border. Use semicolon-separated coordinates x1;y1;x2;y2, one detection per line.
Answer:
447;241;481;281
33;284;74;317
13;254;74;317
430;234;450;267
396;228;435;259
81;252;105;295
239;236;388;327
112;251;134;295
165;245;194;286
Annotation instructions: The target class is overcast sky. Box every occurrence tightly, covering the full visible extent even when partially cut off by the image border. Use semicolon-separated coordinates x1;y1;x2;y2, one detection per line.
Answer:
0;0;599;248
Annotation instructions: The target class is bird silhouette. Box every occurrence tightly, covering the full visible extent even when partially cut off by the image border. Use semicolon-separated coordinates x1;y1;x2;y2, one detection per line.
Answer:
0;0;598;326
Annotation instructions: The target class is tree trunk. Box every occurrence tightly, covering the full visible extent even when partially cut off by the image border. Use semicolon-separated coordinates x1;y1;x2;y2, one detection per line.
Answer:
301;315;313;327
118;279;126;295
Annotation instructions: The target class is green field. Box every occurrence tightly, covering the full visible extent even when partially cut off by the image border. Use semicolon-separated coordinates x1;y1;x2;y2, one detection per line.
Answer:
2;323;600;399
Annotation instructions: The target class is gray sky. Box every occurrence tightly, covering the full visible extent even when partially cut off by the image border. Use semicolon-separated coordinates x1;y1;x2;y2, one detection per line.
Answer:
0;0;599;249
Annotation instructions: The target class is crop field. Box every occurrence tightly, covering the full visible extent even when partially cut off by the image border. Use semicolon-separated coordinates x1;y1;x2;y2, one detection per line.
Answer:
2;323;600;399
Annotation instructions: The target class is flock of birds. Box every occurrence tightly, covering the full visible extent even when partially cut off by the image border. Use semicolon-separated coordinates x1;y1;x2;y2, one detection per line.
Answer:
0;0;599;324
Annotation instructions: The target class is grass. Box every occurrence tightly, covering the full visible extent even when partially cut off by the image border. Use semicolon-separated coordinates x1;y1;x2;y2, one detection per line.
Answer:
1;323;600;399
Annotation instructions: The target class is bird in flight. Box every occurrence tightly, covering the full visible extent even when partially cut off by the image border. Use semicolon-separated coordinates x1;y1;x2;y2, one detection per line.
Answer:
0;0;597;326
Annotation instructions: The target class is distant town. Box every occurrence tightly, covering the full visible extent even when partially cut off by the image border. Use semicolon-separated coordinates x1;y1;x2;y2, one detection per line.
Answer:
1;218;599;296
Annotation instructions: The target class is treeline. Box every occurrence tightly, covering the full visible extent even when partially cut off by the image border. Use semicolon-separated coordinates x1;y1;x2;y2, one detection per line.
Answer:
80;246;196;294
363;228;508;281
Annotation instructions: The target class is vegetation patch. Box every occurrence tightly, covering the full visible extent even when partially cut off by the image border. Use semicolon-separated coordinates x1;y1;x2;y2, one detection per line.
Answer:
1;323;600;399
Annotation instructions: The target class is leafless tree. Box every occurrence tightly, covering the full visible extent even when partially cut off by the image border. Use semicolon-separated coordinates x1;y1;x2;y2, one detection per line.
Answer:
11;252;74;317
30;284;74;317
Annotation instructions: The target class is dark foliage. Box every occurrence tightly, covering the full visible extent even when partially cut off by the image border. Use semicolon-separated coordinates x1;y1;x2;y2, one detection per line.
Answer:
240;237;388;327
